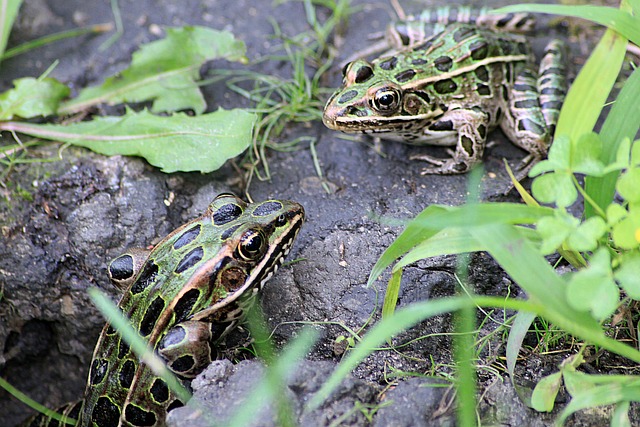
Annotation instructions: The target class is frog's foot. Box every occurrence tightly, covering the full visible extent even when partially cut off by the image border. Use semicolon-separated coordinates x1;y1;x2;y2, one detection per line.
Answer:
411;152;473;175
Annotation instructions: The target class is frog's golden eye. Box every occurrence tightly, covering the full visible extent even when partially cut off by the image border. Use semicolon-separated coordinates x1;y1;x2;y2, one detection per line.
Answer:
373;88;400;114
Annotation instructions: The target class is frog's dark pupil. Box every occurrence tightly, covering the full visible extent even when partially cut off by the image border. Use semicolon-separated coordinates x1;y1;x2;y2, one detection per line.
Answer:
244;235;262;253
379;94;394;105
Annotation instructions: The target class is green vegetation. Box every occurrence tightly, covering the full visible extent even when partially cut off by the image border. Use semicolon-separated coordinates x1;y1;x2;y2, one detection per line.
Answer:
312;1;640;425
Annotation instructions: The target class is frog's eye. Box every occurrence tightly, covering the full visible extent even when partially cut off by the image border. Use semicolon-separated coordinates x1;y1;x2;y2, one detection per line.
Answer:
238;230;266;260
341;62;351;77
373;88;400;113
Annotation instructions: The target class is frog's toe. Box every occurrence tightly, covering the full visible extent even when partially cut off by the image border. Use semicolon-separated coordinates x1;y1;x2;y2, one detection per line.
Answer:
410;153;446;165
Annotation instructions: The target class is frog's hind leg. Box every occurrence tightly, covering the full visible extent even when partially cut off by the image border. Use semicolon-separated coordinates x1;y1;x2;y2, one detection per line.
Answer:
538;39;569;136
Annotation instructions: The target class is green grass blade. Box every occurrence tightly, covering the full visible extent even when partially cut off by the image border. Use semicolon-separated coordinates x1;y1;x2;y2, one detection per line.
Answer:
226;327;319;427
467;224;597;329
493;4;640;45
88;288;192;403
585;66;640;217
393;226;541;271
0;23;113;61
0;376;77;425
554;27;627;142
0;0;22;60
368;204;553;286
506;311;537;406
306;296;543;411
381;269;402;321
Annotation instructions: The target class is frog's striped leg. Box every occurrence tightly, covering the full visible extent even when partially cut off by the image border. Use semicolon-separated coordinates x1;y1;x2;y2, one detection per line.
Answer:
537;40;568;136
500;39;568;171
413;108;490;174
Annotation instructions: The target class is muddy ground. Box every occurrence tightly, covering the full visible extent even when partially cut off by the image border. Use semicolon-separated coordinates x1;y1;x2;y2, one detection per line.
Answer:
1;0;637;426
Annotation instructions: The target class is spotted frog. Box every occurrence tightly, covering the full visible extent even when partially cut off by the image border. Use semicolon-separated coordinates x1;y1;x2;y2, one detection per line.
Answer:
323;15;568;174
23;193;304;427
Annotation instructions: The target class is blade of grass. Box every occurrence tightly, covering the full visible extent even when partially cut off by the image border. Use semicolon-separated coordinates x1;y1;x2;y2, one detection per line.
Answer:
506;311;537;406
226;327;319;427
585;66;640;218
493;3;640;45
0;0;22;60
306;296;543;411
307;291;640;412
88;288;192;403
0;376;76;425
368;204;554;287
554;27;627;143
0;23;113;61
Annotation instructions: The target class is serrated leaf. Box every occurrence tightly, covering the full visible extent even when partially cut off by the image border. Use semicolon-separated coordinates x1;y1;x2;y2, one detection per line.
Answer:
615;254;640;299
531;172;577;208
0;77;70;120
2;108;257;173
567;249;619;321
566;216;608;252
59;27;247;115
531;371;563;412
617;168;640;203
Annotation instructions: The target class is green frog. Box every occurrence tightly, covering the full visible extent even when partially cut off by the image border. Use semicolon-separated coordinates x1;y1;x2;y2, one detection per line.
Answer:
323;10;568;174
23;193;304;427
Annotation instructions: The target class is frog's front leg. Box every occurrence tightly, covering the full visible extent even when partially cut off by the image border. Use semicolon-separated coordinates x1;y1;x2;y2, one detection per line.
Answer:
412;108;489;174
158;320;218;378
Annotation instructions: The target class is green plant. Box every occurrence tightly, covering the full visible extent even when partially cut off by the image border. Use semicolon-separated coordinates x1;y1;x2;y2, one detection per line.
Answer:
308;1;640;425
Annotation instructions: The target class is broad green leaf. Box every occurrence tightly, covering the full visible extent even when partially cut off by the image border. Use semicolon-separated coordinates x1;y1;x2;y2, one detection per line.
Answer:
0;77;70;120
530;135;570;177
493;4;640;45
631;139;640;166
0;0;22;60
617;167;640;203
563;369;595;397
566;249;619;321
531;371;562;412
59;27;247;115
603;137;632;174
612;401;632;427
0;108;257;173
395;226;541;269
615;254;640;299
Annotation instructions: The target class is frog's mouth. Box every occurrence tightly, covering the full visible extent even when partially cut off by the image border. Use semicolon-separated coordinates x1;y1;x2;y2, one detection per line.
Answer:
322;106;437;133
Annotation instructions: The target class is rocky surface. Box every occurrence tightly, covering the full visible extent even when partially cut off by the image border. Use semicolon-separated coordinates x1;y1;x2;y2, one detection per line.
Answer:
1;0;636;426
